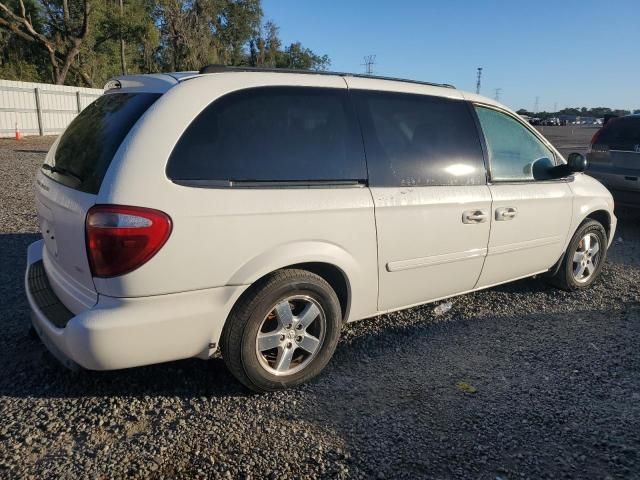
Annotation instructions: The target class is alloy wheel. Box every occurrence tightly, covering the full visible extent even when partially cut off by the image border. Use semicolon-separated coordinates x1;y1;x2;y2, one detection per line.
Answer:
255;295;326;376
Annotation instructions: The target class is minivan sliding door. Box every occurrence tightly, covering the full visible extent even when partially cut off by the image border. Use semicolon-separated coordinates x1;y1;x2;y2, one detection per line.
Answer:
351;88;491;311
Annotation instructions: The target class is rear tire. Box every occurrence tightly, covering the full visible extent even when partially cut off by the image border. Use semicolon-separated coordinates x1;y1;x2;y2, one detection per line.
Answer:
547;219;607;291
221;269;342;392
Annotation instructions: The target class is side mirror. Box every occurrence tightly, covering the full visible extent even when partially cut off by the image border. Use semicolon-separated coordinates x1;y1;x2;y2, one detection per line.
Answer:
567;152;588;172
531;157;556;180
534;153;589;180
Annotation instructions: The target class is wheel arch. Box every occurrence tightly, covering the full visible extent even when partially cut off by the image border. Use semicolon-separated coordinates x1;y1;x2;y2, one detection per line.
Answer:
226;241;360;322
550;206;613;278
585;209;611;240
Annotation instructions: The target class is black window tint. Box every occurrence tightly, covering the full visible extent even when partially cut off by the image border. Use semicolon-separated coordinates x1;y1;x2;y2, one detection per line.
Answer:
597;116;640;149
44;93;161;194
353;90;485;187
167;87;366;184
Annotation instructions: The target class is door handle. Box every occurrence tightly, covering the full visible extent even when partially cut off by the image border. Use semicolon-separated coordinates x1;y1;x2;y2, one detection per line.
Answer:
462;209;488;224
495;207;518;221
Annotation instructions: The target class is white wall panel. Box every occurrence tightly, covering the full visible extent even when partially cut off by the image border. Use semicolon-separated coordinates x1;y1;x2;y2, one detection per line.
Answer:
0;79;103;137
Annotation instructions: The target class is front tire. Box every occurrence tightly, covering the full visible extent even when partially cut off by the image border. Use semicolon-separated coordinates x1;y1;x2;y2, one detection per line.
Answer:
547;219;608;291
221;269;342;392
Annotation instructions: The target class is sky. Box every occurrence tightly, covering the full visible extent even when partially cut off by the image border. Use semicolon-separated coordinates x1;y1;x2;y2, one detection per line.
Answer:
262;0;639;112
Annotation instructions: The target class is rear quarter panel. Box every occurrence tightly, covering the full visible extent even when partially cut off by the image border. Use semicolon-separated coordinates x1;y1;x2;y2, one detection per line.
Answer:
95;73;380;322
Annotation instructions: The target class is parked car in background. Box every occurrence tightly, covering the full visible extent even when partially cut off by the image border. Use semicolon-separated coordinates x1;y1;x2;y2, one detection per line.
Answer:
26;67;616;392
540;117;560;126
588;114;640;207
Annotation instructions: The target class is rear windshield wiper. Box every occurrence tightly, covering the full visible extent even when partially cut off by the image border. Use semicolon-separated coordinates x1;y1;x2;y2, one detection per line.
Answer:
42;164;82;183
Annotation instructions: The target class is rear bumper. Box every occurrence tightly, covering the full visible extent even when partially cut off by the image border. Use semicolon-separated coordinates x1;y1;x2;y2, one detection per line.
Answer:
609;189;640;208
26;240;247;370
587;170;640;207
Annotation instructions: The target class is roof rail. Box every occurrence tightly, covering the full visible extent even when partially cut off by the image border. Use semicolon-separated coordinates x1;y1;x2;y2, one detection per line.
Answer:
198;64;456;89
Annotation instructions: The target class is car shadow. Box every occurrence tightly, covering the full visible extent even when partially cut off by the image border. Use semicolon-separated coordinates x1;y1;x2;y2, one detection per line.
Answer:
1;224;637;400
0;232;247;399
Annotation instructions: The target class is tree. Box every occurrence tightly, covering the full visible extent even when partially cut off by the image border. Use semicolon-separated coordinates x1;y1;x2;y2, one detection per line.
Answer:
249;21;280;67
213;0;262;65
81;0;158;85
280;42;329;70
151;0;263;71
0;0;92;84
0;0;331;86
249;21;329;71
0;0;48;80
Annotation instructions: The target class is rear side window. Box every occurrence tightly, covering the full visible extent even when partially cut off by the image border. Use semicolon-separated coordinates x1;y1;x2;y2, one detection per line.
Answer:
167;87;366;185
596;116;640;149
352;90;486;187
43;93;161;194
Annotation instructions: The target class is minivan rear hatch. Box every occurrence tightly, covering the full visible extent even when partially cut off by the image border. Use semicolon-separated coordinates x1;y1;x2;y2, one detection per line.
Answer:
37;92;161;313
594;116;640;169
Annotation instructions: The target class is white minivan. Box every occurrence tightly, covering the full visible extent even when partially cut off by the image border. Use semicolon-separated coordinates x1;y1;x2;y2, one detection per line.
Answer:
26;66;615;391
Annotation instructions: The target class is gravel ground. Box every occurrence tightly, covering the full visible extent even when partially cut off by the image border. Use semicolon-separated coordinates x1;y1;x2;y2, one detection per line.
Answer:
1;135;639;479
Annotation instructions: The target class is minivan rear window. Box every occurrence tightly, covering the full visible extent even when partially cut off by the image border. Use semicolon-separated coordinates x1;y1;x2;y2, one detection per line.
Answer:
166;87;366;186
596;116;640;150
43;93;161;194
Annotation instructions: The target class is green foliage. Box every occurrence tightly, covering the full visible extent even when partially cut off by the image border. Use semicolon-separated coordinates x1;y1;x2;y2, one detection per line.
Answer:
0;0;330;86
0;57;42;81
248;21;330;71
0;0;50;80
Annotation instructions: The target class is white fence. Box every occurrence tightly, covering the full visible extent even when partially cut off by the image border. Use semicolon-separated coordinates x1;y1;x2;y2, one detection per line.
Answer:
0;79;103;138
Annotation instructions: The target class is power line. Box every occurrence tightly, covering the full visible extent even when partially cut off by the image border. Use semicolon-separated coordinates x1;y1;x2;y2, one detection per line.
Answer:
362;55;376;75
494;88;502;101
476;67;483;94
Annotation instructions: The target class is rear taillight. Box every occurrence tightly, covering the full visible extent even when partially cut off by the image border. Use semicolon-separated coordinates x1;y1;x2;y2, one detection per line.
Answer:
86;205;172;278
590;128;603;146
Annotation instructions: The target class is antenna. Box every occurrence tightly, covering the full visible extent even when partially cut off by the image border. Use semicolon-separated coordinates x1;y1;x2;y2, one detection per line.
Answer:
534;96;540;113
362;55;376;75
476;67;483;94
494;88;502;101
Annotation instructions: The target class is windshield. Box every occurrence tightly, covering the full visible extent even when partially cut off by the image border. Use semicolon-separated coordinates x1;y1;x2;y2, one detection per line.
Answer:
42;92;161;194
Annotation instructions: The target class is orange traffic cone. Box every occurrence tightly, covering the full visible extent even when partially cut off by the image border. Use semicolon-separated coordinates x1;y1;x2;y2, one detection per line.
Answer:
15;121;22;140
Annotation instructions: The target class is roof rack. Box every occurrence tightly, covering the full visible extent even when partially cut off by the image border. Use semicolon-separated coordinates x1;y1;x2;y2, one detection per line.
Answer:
198;64;456;89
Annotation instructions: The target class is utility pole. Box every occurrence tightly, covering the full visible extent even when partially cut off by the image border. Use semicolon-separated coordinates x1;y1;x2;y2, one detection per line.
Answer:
362;55;376;75
534;96;540;113
476;67;483;94
494;88;502;101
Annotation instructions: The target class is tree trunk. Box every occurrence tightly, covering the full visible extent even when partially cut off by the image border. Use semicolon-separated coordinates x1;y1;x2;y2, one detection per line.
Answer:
119;0;127;75
56;40;82;84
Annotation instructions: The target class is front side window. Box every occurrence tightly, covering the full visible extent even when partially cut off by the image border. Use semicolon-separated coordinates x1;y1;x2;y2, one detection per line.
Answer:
474;106;555;182
353;90;486;187
167;87;366;184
